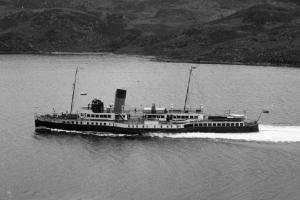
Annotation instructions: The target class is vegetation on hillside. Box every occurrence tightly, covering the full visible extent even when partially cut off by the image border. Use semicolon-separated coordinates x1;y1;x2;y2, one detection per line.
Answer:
0;0;299;66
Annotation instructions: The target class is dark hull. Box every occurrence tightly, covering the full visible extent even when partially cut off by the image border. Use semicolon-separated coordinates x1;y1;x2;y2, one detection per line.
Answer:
35;119;259;135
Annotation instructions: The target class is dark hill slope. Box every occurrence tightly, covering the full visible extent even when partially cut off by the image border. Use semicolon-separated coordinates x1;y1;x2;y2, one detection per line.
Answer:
0;0;299;66
138;4;300;66
0;8;132;52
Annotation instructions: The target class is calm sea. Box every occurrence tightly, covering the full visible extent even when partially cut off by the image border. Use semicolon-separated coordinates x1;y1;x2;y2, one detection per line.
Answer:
0;54;299;200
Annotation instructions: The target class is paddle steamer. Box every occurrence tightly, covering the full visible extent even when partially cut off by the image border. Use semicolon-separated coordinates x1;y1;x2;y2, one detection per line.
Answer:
35;67;266;135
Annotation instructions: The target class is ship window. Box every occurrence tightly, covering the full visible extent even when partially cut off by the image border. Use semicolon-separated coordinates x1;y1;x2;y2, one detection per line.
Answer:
80;122;83;125
71;121;74;124
199;124;202;127
167;126;169;128
222;123;225;127
154;125;156;128
91;114;94;118
100;123;102;125
96;115;99;118
108;115;111;118
104;123;106;125
213;123;216;126
217;123;221;126
95;122;98;125
87;122;89;125
87;114;90;117
161;126;163;128
240;123;243;126
194;124;198;127
231;123;234;126
128;125;130;127
226;123;229;127
62;121;65;123
91;122;94;125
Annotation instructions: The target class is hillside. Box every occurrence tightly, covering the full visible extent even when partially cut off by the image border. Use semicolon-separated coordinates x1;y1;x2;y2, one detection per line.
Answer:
0;0;299;66
138;3;300;66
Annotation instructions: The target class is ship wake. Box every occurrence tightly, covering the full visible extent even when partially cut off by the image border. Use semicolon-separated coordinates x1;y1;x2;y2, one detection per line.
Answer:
36;125;300;143
148;125;300;143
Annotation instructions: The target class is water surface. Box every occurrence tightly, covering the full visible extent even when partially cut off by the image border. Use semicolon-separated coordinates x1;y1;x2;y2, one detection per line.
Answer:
0;54;299;200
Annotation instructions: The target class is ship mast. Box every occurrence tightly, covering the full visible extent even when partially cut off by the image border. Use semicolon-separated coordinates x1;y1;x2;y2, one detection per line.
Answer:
184;66;196;112
70;67;78;113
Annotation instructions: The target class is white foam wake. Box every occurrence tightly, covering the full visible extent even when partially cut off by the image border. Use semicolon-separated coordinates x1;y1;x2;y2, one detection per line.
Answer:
42;125;300;142
149;125;300;143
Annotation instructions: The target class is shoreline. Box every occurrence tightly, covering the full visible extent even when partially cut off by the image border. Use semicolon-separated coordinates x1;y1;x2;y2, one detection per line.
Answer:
0;51;298;68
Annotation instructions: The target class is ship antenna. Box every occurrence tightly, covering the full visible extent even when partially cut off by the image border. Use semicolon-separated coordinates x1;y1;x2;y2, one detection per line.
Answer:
184;66;196;112
70;67;78;113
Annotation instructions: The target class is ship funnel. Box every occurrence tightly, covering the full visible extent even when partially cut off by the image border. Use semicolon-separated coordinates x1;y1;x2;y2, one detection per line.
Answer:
114;89;126;113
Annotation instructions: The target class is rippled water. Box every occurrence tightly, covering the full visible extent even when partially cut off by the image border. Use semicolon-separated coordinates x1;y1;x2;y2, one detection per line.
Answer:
0;54;299;200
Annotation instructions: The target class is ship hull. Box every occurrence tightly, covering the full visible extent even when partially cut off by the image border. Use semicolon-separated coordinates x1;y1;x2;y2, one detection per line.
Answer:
35;119;259;135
